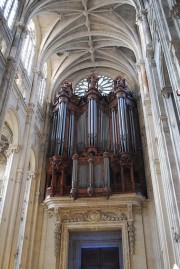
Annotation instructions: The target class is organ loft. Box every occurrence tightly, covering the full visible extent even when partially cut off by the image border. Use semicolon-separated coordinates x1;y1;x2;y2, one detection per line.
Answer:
46;75;146;200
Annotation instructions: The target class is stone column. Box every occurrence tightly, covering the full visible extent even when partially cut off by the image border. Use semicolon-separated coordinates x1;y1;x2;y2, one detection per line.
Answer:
5;69;41;269
0;144;23;269
0;22;27;134
14;171;36;269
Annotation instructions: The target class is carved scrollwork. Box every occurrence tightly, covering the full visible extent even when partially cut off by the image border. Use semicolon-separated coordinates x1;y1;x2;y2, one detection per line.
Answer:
128;220;135;255
54;221;62;257
62;210;127;223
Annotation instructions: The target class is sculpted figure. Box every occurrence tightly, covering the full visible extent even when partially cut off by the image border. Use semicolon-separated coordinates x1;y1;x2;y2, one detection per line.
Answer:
87;74;99;90
114;76;126;89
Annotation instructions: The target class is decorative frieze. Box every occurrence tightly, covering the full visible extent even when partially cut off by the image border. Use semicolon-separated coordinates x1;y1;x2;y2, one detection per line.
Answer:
62;210;127;223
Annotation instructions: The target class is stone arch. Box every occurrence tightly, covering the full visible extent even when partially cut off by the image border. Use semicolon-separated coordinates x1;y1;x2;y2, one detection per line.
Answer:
4;107;19;145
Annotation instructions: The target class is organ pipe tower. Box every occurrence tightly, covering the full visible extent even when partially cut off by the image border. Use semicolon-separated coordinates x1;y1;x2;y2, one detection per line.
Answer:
46;75;146;200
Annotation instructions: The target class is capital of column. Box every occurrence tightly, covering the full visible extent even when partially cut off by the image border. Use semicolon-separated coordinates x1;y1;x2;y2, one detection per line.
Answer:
28;171;37;180
5;56;16;73
136;59;145;71
171;4;180;19
139;9;148;17
161;86;172;99
15;22;27;33
6;144;23;157
33;69;42;77
136;9;147;24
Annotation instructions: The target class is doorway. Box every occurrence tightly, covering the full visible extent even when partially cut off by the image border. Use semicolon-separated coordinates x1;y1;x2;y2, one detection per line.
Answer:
68;230;123;269
81;247;120;269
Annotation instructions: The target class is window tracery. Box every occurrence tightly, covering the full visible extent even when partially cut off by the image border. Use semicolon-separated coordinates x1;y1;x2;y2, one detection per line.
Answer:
75;75;114;96
0;0;18;28
21;20;36;75
38;63;47;106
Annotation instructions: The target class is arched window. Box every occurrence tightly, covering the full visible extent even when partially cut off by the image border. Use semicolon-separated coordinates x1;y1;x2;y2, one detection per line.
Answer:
0;0;18;28
38;63;47;106
21;20;36;76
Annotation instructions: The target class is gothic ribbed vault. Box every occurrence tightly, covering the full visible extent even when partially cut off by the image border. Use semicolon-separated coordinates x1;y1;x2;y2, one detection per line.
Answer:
23;0;142;96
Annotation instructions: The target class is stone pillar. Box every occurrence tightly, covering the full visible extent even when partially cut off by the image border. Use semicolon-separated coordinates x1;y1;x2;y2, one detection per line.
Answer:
0;144;23;269
0;22;27;134
14;171;36;269
4;69;41;269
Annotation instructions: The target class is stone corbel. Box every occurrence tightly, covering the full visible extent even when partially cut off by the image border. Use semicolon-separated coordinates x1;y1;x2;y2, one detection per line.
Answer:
161;86;172;99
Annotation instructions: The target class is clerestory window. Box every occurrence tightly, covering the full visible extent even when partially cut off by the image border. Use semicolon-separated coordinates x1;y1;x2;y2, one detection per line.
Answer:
38;63;47;106
0;0;18;29
21;20;36;76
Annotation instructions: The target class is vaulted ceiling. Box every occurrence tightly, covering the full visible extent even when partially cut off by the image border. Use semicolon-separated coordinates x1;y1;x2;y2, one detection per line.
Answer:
24;0;143;96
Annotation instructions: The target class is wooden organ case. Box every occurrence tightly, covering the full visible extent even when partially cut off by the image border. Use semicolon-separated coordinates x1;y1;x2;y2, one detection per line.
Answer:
45;75;146;200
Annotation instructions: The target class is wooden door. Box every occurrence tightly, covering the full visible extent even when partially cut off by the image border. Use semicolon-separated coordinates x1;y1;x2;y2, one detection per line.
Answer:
81;247;120;269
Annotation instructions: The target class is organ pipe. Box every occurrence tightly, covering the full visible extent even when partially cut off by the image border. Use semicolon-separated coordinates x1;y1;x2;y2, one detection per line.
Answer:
117;97;128;152
111;109;118;154
88;98;97;146
129;109;136;152
70;153;79;200
47;76;145;200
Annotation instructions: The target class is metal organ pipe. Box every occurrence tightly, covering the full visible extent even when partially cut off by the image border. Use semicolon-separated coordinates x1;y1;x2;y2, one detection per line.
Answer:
88;98;97;146
56;102;62;155
60;102;67;156
70;113;74;155
112;110;118;154
70;153;79;199
90;99;93;144
94;100;97;146
103;152;110;188
50;112;57;156
117;97;128;152
68;114;71;156
129;109;136;152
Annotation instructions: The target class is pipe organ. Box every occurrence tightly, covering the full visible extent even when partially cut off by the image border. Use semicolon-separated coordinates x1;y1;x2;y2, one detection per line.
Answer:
46;75;146;200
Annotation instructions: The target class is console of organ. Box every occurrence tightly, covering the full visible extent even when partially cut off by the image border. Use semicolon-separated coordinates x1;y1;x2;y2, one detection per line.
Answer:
46;75;146;200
